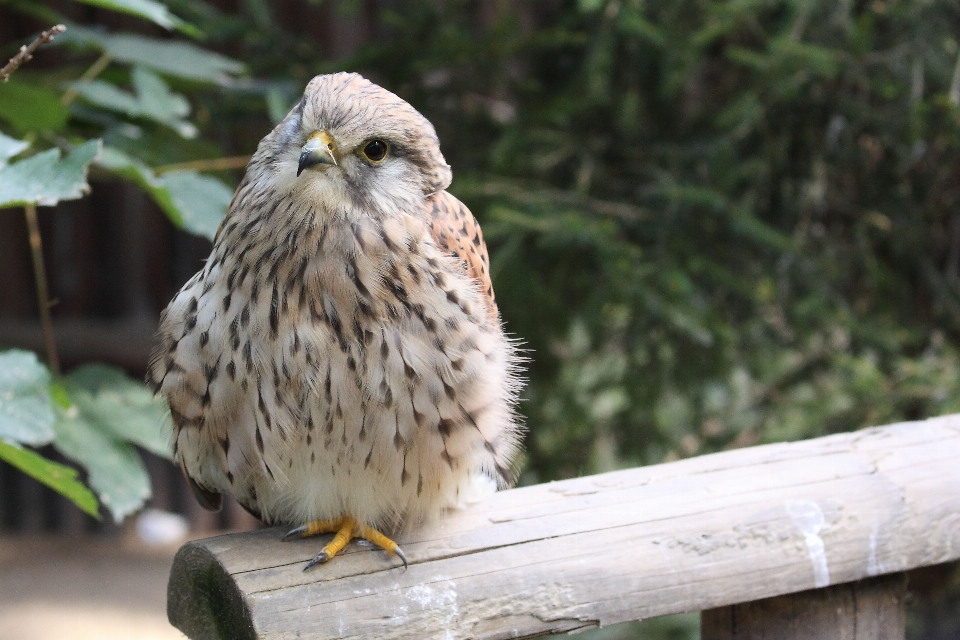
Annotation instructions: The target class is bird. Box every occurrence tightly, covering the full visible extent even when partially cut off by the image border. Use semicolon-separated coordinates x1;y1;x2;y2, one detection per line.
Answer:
148;72;523;570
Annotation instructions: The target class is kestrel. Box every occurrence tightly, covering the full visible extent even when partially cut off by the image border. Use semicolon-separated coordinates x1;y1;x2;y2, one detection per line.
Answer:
149;72;523;569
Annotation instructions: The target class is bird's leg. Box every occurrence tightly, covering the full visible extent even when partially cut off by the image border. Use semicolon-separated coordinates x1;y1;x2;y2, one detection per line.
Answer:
357;524;408;569
283;516;407;571
282;518;344;540
303;517;355;570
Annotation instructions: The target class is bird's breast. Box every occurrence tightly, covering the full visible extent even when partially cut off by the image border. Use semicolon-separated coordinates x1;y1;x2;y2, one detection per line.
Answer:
159;212;518;529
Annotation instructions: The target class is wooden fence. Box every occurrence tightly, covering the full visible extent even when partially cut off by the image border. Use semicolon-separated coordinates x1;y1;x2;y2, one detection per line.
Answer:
167;414;960;639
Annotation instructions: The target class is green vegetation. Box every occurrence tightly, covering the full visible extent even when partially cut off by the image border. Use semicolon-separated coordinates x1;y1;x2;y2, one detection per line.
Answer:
0;0;245;520
313;0;960;480
2;0;958;636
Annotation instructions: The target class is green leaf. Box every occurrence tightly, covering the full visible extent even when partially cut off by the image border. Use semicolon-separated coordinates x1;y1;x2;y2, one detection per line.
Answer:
69;0;200;37
0;139;101;208
0;80;70;134
130;67;192;128
0;133;29;167
770;38;841;78
726;45;772;71
62;364;173;460
67;80;141;116
159;170;231;240
68;67;197;138
0;439;99;518
62;28;244;83
52;388;152;523
46;363;173;522
0;350;55;446
266;86;295;124
97;147;229;239
96;147;182;222
617;12;666;46
578;0;606;12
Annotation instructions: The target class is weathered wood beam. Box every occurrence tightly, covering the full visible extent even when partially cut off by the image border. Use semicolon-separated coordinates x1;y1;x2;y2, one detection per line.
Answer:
168;414;960;640
702;573;907;640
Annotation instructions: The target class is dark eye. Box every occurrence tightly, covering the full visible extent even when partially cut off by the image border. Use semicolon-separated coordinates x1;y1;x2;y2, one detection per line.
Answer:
362;140;388;163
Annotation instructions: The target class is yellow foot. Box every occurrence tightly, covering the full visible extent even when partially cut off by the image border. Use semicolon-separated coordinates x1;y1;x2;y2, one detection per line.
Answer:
282;516;408;571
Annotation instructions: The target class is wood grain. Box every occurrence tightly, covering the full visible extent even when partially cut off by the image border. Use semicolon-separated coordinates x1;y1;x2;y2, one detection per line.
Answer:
701;573;906;639
168;414;960;639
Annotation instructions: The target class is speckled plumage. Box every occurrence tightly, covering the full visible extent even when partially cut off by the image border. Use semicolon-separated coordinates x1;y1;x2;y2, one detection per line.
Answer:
149;73;523;538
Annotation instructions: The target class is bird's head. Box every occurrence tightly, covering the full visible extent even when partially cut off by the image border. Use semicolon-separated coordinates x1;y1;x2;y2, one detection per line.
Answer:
255;72;452;217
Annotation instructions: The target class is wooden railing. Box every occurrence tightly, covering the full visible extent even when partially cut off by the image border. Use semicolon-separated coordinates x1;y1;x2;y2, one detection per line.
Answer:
167;414;960;639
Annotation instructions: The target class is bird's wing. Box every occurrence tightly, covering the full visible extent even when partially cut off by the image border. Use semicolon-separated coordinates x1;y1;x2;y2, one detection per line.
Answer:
425;191;499;324
186;472;223;512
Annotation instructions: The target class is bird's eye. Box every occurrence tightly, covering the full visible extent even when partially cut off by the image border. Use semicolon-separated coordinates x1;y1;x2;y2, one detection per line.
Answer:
361;140;388;163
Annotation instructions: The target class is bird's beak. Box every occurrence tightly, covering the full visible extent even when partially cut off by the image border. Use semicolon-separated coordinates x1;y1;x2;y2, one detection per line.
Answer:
298;130;339;176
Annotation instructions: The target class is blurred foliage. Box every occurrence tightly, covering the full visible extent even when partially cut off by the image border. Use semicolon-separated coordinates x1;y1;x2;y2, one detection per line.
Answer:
0;0;242;519
4;0;960;511
0;0;245;240
0;345;175;522
150;0;960;481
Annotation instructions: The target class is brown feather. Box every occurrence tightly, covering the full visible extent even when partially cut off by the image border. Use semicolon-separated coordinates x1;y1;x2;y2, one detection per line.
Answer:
186;471;223;512
425;191;499;324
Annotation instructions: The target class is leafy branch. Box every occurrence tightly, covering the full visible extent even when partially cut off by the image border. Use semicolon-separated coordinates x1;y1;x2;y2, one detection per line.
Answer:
0;0;260;523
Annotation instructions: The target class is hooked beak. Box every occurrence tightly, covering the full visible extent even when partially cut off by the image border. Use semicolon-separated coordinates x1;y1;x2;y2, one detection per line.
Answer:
298;130;339;176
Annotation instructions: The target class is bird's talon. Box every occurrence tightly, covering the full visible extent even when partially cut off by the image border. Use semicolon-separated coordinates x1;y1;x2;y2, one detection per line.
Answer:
394;546;408;570
283;525;308;541
303;551;328;571
291;517;405;570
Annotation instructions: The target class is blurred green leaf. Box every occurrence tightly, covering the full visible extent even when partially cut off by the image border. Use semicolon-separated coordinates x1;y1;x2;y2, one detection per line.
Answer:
0;350;55;447
63;364;173;460
97;147;228;239
617;12;666;46
0;132;29;167
266;85;294;124
69;67;197;138
158;170;231;239
0;439;99;518
0;139;101;208
0;351;164;522
578;0;607;13
52;383;152;523
0;80;69;134
62;28;244;82
770;38;842;77
70;0;199;37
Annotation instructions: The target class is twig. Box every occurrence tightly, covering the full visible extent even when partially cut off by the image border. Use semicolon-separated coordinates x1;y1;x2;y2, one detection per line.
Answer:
154;155;251;175
24;205;61;376
1;25;66;83
61;53;113;106
949;49;960;107
469;179;649;222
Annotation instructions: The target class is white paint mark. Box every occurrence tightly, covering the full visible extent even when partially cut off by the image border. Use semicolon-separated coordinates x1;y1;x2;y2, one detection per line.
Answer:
405;579;459;640
786;500;830;588
387;582;409;621
335;600;345;638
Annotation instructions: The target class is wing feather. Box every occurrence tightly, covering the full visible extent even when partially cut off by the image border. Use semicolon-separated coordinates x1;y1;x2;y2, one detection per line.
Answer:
425;191;499;324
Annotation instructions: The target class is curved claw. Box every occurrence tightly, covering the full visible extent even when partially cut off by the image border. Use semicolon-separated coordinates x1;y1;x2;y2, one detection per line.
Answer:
303;550;329;571
394;546;408;570
289;518;404;571
283;525;308;541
